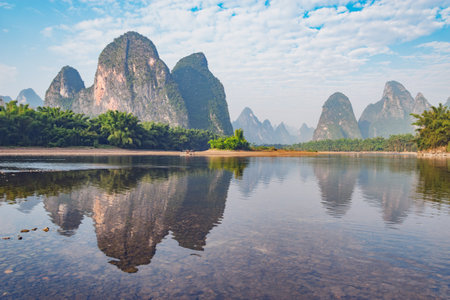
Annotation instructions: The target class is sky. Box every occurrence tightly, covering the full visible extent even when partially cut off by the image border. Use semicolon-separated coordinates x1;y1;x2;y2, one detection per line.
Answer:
0;0;449;129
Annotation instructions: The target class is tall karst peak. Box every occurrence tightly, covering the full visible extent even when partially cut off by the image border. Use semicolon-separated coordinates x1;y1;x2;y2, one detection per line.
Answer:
172;52;233;135
174;52;208;70
45;65;85;110
46;31;188;127
313;92;361;141
97;31;159;68
358;81;428;138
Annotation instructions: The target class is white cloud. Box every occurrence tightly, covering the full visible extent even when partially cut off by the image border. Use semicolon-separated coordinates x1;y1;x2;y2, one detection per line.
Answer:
418;41;450;53
0;1;13;9
41;27;53;38
43;0;450;126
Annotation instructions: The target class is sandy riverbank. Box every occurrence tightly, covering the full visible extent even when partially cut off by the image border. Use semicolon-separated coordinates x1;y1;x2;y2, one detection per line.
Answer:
0;147;447;158
0;147;317;157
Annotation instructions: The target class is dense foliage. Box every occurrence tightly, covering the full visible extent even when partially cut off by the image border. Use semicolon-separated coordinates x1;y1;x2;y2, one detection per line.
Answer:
289;134;417;152
209;129;250;150
411;103;450;151
0;101;216;150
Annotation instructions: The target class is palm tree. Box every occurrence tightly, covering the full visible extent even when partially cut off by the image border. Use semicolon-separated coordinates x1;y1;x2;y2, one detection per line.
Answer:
94;110;143;148
411;103;450;150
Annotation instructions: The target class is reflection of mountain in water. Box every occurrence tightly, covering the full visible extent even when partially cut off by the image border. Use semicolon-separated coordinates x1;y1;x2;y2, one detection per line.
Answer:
358;157;417;224
0;159;235;273
237;158;299;197
166;169;232;250
313;156;359;217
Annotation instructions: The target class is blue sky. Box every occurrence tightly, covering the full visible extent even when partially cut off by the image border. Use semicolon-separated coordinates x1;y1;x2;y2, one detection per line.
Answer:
1;0;449;128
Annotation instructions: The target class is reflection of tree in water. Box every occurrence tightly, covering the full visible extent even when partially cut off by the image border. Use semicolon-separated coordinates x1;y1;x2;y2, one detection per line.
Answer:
415;159;450;208
208;157;248;179
2;159;235;273
313;156;359;217
357;156;417;224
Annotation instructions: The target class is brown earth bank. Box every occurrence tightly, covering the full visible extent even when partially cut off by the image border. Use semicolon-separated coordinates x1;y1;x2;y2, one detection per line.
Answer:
0;147;448;158
417;146;450;158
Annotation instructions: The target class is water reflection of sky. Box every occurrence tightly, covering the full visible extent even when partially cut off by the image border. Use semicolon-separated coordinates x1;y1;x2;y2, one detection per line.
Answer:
0;155;448;299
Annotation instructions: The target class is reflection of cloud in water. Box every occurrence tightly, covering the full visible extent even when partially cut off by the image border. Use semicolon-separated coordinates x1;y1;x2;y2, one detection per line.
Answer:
313;156;358;217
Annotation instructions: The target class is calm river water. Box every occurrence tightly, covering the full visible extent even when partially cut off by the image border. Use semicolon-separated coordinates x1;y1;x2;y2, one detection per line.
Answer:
0;155;449;299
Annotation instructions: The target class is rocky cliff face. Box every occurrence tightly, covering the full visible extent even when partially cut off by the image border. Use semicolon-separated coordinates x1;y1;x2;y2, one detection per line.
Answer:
445;97;450;107
313;92;361;141
232;107;299;144
16;88;43;108
172;53;233;135
358;81;431;138
46;32;188;127
0;98;4;107
45;66;85;110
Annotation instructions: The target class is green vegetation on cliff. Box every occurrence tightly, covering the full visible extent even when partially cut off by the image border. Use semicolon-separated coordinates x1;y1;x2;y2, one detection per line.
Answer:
172;53;233;135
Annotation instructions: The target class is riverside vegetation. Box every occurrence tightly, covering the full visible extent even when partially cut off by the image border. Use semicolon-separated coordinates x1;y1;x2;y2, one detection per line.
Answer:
0;101;448;152
0;101;217;150
289;103;449;152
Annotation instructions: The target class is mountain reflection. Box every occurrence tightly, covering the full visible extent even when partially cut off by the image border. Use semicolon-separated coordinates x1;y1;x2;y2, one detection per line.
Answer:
0;157;242;273
313;156;359;217
357;157;417;224
0;155;448;271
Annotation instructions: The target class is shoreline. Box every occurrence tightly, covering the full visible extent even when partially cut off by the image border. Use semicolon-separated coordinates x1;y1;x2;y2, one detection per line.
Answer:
0;147;447;158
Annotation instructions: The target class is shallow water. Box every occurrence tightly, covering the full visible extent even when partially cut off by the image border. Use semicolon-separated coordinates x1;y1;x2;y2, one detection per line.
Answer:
0;155;449;299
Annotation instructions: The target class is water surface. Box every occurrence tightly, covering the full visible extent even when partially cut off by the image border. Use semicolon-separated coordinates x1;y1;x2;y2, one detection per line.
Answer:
0;155;449;299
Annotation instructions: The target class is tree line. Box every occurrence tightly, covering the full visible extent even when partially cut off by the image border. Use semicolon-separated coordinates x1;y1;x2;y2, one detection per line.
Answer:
0;101;217;150
288;134;417;152
0;101;447;152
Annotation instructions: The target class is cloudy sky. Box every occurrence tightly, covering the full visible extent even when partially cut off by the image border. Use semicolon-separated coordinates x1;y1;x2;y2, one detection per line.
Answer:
1;0;449;128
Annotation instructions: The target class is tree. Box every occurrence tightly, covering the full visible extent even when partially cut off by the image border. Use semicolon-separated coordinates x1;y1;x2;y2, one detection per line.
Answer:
92;110;143;148
411;104;450;151
209;129;250;150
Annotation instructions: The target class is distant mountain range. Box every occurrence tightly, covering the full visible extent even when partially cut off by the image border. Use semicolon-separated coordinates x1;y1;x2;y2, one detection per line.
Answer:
232;107;314;145
45;31;233;135
233;80;444;144
0;89;43;108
